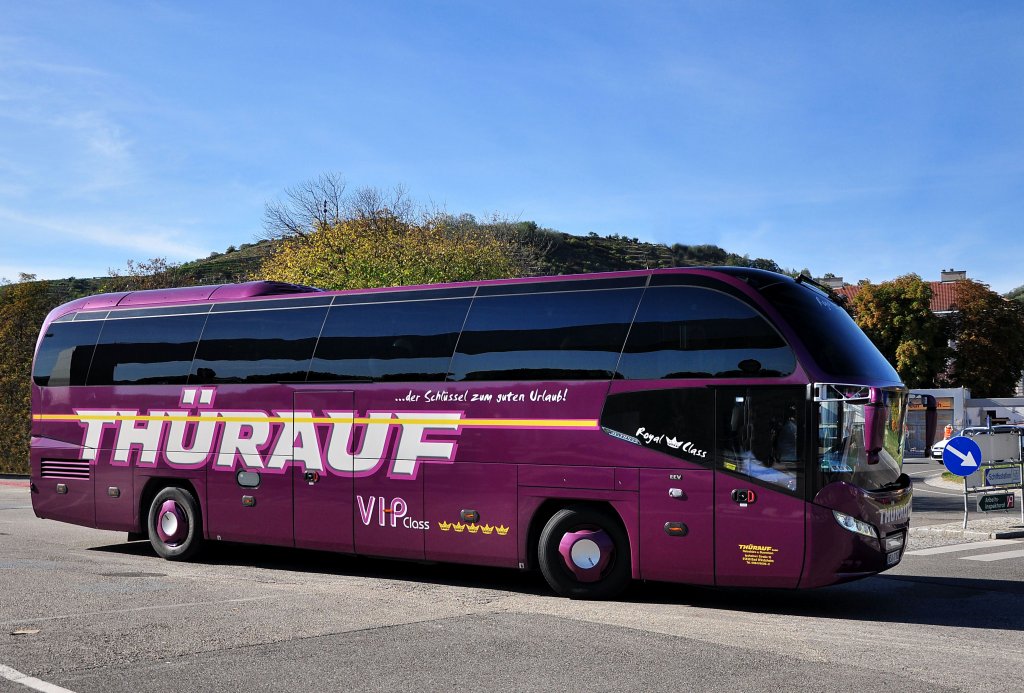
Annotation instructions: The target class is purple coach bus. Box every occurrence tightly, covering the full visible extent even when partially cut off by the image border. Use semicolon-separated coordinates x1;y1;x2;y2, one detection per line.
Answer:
29;267;920;598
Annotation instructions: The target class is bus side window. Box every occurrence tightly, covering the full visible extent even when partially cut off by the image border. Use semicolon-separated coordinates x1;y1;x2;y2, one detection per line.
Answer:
88;314;207;386
190;306;329;384
717;388;804;494
32;319;103;387
310;298;471;382
600;388;715;466
448;288;641;381
617;286;795;380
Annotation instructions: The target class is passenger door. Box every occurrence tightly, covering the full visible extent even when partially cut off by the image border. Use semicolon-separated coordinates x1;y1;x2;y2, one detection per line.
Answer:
293;391;354;553
713;387;806;588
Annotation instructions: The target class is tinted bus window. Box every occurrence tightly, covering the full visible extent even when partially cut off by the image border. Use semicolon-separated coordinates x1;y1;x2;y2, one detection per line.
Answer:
617;286;795;379
449;289;642;381
32;320;103;387
601;388;715;465
759;280;901;382
310;298;471;382
88;314;208;386
191;307;328;384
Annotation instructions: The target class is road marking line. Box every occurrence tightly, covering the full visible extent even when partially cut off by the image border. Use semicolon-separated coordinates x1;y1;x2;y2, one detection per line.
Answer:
961;548;1024;562
904;539;1020;556
0;664;76;693
0;596;273;627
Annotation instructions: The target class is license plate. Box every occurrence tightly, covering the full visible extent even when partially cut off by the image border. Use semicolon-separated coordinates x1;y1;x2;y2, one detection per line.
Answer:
886;550;901;566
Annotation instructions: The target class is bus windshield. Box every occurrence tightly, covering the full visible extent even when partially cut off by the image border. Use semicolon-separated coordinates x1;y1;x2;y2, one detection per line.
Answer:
758;278;901;384
815;384;908;492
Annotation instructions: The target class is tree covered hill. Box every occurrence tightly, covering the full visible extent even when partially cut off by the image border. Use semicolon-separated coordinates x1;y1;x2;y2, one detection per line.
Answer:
122;225;788;288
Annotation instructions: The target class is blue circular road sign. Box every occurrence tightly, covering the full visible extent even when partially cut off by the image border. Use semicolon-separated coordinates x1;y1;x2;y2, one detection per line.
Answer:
942;435;983;476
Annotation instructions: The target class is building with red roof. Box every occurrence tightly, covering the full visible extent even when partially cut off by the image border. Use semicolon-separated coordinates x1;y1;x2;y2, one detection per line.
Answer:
823;270;965;315
817;269;1024;398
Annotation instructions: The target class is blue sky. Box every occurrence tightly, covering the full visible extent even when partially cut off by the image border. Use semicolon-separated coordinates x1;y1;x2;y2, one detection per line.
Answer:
2;1;1022;292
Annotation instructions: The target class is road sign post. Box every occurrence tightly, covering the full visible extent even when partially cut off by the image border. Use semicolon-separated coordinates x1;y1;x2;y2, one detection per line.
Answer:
943;435;1024;529
943;436;982;477
978;493;1015;512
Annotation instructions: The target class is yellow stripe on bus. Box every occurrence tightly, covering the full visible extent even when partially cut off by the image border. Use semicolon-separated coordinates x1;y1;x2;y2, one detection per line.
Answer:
32;413;599;429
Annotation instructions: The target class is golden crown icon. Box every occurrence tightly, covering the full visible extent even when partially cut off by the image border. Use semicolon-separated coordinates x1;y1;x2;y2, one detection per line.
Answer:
480;524;494;535
496;525;509;536
467;523;479;534
453;522;466;533
438;521;452;531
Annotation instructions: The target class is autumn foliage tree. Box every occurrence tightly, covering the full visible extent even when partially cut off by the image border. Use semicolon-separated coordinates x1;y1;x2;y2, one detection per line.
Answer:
942;280;1024;396
258;213;522;289
850;274;947;388
0;275;62;473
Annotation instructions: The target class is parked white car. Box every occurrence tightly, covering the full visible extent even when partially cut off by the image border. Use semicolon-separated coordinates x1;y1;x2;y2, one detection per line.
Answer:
930;437;950;461
931;425;1024;463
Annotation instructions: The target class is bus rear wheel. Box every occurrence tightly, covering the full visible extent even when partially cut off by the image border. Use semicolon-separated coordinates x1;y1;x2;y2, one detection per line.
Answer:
147;487;202;561
538;506;630;599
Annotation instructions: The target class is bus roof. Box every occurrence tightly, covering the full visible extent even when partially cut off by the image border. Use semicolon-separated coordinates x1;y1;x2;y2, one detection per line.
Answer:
43;267;798;321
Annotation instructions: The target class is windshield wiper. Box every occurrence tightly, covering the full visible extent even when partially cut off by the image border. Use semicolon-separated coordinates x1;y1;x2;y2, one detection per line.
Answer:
796;274;844;306
875;477;910;492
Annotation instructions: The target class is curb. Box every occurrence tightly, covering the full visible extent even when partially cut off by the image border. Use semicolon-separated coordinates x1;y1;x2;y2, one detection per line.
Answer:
0;474;29;488
910;524;1024;540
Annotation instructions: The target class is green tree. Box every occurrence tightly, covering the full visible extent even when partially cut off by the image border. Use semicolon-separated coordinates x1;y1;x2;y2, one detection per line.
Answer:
943;280;1024;396
748;258;783;273
0;275;61;473
850;274;947;388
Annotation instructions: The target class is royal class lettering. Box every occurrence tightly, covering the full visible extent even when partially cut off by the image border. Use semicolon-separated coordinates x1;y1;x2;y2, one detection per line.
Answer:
635;427;708;458
75;408;463;480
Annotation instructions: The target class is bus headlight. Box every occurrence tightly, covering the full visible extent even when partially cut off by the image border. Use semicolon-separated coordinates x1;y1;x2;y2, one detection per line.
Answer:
832;510;878;539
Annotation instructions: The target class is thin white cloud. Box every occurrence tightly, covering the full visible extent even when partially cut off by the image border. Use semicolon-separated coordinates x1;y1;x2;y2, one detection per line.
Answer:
6;59;108;78
0;39;136;195
51;110;135;192
0;206;208;262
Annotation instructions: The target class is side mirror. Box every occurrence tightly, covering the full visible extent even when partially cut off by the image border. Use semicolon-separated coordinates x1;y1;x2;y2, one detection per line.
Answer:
921;394;938;447
863;388;888;465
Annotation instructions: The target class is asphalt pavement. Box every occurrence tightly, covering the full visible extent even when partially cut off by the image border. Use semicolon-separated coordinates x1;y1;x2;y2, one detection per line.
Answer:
2;477;1023;693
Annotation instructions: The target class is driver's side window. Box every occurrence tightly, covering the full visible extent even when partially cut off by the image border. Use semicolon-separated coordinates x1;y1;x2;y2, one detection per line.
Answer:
717;388;804;494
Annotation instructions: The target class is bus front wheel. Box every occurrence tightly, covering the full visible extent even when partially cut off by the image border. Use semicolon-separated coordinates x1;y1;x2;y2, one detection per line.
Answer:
538;506;630;599
147;487;202;561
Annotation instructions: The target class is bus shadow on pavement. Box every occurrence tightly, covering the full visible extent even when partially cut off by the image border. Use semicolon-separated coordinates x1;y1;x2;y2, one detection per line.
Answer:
89;539;552;596
635;574;1024;631
89;540;1024;630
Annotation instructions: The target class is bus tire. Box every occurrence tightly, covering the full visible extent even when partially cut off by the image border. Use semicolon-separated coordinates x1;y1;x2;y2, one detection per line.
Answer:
147;487;202;561
538;506;630;599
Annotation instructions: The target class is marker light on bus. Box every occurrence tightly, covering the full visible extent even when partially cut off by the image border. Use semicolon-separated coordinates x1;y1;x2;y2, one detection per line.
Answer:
832;510;878;539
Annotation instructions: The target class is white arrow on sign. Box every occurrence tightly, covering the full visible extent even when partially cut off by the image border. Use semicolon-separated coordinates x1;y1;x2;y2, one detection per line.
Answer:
948;444;979;468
